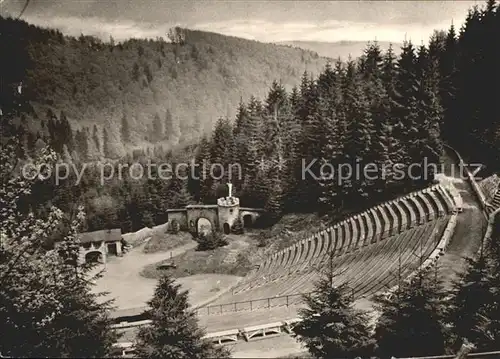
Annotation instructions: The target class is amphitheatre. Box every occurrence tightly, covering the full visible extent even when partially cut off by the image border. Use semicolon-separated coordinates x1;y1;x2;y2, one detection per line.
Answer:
97;147;500;358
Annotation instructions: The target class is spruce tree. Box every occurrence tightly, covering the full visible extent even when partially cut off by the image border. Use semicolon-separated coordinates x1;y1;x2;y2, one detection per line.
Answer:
210;117;234;183
449;214;500;351
361;41;383;80
372;117;400;197
121;113;131;143
449;255;492;351
439;23;458;142
233;98;248;137
152;112;164;142
393;41;419;186
343;62;375;204
135;276;230;359
102;127;111;158
417;43;444;179
317;90;343;213
374;268;449;357
293;255;374;358
282;85;304;212
295;71;322;210
59;111;74;152
265;170;284;224
175;186;193;208
196;136;213;203
93;124;100;155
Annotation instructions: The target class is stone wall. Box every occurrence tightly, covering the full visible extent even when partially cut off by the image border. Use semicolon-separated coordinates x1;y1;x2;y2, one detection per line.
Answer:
185;205;219;233
240;209;263;226
166;209;188;230
165;201;264;234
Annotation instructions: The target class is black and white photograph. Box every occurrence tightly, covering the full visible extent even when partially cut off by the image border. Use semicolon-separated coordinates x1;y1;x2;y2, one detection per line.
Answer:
1;0;499;358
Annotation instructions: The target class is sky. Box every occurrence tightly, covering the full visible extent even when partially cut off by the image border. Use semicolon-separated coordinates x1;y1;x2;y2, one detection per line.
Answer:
0;0;480;43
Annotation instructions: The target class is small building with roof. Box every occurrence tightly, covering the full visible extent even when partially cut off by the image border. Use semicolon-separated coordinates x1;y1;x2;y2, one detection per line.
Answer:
78;228;123;264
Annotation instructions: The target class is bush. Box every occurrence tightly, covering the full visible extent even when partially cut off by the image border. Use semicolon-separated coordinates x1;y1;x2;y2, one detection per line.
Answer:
231;217;244;235
196;230;228;251
257;233;269;247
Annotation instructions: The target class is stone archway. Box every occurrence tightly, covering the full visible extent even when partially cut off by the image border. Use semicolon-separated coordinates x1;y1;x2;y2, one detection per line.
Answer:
196;217;212;236
223;223;230;234
85;251;104;264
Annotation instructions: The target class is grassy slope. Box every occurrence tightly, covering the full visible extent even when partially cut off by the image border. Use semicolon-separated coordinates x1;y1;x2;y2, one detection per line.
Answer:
142;231;193;254
140;213;325;280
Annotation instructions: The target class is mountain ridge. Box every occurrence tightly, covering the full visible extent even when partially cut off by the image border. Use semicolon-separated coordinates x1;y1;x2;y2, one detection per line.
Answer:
276;40;403;60
0;18;330;159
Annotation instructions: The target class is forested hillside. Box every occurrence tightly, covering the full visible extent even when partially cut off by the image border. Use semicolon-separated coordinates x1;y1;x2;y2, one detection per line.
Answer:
277;40;400;60
194;40;443;219
2;2;500;357
438;1;500;170
0;17;328;159
1;1;499;234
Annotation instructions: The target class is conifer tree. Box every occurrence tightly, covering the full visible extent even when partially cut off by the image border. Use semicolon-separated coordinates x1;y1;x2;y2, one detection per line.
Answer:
417;44;444;177
135;276;230;359
294;71;322;210
265;170;284;223
281;85;304;211
293;255;374;358
343;62;375;203
210;117;234;183
361;41;384;80
152;112;164;142
175;185;193;208
449;213;500;351
102;127;111;158
392;41;419;185
372;117;400;196
233;98;247;136
317;89;343;212
93;124;100;155
59;111;74;152
439;24;458;137
121;113;131;143
239;97;264;192
448;255;492;351
78;127;90;160
374;268;449;357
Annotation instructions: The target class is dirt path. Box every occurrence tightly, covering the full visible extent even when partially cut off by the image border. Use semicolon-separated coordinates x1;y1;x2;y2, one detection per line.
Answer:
91;241;198;309
91;240;197;280
228;334;305;358
91;239;242;314
437;149;487;289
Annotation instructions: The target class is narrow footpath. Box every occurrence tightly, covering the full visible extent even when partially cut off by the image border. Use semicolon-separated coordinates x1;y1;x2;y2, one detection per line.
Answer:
437;149;487;289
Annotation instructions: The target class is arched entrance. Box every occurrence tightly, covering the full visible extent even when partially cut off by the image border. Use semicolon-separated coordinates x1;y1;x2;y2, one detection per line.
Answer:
243;214;253;228
85;251;103;264
223;223;230;234
197;218;212;236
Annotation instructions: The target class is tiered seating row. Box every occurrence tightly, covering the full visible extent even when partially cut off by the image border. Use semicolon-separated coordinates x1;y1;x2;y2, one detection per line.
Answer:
479;174;500;204
384;213;458;301
486;182;500;215
491;190;500;210
209;217;450;311
234;185;455;294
